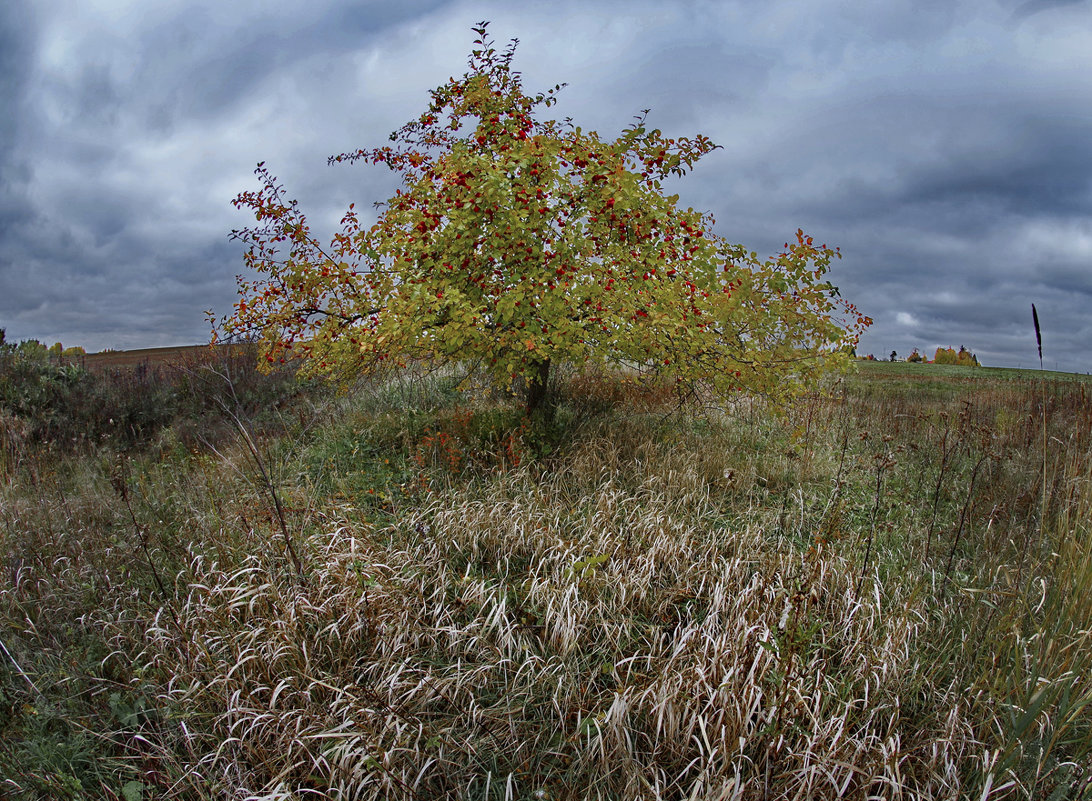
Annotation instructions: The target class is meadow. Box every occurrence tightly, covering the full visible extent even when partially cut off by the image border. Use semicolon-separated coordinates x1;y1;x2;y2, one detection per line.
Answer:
1;354;1090;800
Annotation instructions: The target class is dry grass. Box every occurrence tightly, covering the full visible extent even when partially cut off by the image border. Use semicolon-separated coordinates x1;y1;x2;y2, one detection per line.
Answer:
2;365;1092;799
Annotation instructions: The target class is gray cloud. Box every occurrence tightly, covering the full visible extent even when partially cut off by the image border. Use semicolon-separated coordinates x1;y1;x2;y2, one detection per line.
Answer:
2;0;1091;373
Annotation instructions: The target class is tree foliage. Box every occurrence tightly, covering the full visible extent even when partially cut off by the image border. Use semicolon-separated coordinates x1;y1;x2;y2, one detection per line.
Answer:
225;23;870;412
933;346;979;367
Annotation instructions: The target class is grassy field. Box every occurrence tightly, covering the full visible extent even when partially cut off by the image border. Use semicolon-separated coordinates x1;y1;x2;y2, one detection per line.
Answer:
853;358;1091;384
1;358;1090;799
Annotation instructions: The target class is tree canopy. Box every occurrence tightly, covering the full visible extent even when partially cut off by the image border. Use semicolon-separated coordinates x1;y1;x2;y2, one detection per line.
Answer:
225;23;870;412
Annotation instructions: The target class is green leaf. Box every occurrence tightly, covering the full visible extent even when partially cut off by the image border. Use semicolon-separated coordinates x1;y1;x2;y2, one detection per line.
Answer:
568;553;610;578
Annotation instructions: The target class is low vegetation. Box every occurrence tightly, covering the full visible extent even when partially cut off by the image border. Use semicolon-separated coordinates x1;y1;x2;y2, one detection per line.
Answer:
0;336;310;470
2;357;1090;799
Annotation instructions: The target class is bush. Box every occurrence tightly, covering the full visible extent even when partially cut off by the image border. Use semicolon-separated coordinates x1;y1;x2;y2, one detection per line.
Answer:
0;340;311;468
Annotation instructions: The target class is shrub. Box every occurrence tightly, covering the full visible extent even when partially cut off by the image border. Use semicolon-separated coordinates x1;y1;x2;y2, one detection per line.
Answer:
0;340;310;467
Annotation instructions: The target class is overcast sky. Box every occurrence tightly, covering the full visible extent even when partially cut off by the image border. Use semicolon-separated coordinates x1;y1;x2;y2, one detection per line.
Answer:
2;0;1090;370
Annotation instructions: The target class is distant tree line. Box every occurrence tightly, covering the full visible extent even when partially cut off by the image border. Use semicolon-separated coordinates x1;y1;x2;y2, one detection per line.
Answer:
859;345;980;366
0;330;86;360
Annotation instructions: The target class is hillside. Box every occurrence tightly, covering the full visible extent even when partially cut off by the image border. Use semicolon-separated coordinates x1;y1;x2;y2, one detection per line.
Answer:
81;343;243;372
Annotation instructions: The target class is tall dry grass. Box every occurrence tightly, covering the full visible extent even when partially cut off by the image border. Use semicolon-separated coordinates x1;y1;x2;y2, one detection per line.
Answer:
2;365;1091;799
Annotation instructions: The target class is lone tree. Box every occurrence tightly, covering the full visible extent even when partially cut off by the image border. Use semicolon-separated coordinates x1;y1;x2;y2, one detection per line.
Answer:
226;23;870;414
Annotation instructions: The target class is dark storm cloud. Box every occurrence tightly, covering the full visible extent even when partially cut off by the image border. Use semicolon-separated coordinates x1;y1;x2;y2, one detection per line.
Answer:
0;0;461;351
2;0;1091;372
657;1;1092;372
0;2;36;243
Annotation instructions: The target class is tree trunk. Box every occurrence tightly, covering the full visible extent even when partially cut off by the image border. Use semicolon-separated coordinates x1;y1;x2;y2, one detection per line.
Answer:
524;358;553;419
